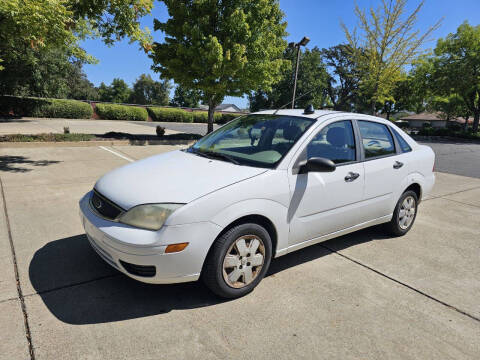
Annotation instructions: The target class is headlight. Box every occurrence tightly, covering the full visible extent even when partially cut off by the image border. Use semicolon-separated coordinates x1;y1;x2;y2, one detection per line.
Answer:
118;203;184;231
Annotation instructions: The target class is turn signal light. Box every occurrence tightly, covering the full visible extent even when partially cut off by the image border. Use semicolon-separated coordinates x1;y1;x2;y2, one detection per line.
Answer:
165;242;189;253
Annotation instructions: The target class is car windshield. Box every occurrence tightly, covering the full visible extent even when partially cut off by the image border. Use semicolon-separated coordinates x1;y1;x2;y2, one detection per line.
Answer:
188;114;315;168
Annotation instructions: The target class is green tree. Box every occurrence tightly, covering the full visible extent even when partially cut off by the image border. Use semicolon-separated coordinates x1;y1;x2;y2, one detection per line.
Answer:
425;95;470;130
321;44;360;111
0;0;153;96
65;62;99;100
98;82;111;102
98;79;132;103
249;47;329;112
342;0;441;115
430;22;480;132
170;85;202;108
0;0;153;67
151;0;288;133
130;74;171;105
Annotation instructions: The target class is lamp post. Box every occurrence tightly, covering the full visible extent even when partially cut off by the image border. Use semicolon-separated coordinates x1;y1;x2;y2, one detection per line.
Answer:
290;36;310;109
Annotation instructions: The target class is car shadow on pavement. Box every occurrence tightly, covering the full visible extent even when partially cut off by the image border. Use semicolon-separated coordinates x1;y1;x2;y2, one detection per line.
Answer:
29;226;388;325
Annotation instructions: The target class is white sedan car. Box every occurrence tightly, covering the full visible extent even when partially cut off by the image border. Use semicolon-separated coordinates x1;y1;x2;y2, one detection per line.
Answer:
79;108;435;298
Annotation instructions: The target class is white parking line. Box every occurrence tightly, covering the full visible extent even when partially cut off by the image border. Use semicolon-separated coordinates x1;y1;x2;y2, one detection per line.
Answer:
99;146;134;162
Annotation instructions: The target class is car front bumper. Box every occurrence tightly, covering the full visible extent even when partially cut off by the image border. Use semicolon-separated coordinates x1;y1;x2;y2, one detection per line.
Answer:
79;192;222;284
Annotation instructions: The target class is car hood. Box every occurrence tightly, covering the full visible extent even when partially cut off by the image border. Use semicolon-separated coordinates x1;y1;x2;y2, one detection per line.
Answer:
94;150;267;209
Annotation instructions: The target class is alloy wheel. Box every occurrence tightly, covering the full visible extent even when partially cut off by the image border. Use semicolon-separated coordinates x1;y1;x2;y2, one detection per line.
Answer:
398;195;416;230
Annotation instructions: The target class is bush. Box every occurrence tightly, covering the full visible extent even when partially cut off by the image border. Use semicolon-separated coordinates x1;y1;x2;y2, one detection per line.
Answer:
96;103;147;121
147;107;193;122
156;126;165;137
191;111;240;124
395;121;409;129
0;95;93;119
147;107;242;124
422;122;432;128
217;113;241;124
417;126;480;139
192;111;208;123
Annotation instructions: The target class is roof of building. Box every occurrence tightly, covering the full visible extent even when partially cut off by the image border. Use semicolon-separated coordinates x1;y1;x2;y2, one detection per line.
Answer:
400;112;446;121
198;103;242;112
400;111;473;124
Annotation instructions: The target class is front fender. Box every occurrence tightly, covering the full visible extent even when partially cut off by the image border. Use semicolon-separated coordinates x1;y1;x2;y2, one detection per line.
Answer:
210;199;289;257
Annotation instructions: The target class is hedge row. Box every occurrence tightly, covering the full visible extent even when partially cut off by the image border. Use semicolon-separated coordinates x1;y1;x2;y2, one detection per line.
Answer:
95;103;148;121
147;107;240;124
0;95;92;119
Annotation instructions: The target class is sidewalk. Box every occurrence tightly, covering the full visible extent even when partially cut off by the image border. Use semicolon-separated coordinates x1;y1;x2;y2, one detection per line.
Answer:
0;118;179;136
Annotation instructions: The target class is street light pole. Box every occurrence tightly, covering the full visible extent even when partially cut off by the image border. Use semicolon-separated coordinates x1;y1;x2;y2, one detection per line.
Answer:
290;36;310;109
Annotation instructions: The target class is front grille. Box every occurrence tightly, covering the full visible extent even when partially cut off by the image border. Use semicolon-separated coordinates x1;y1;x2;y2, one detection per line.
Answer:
119;260;156;277
90;190;124;220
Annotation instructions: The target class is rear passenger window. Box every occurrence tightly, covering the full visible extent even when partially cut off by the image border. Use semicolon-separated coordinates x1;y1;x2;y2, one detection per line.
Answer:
307;120;356;164
391;127;412;153
358;121;395;158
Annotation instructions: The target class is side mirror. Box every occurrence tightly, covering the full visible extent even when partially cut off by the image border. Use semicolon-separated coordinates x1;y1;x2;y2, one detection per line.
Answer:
298;157;336;174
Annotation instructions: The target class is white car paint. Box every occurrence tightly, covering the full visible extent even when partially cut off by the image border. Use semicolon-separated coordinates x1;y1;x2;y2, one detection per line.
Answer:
79;109;435;284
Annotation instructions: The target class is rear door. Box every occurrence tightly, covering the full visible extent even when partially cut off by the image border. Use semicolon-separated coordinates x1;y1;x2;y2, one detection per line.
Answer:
357;120;408;218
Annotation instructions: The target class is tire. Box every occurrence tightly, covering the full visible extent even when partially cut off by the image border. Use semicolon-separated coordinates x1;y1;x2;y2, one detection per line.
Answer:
385;190;418;236
202;223;272;299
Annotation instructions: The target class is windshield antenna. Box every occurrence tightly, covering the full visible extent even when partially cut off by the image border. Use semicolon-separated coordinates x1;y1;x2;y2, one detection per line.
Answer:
273;88;317;114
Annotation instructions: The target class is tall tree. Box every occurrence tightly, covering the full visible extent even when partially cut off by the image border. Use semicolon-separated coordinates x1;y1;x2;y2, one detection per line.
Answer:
170;85;202;108
0;0;153;95
342;0;441;114
98;78;132;103
151;0;288;133
321;44;360;111
130;74;171;105
65;61;99;100
249;47;329;112
430;22;480;132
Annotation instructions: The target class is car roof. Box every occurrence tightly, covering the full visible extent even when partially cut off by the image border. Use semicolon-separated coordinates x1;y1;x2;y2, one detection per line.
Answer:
252;109;390;124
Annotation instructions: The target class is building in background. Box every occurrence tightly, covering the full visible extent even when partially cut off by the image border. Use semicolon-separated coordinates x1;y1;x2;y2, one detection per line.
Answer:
400;112;473;128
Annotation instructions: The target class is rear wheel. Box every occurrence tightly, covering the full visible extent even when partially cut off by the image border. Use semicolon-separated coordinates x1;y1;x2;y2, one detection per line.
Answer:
202;223;272;298
385;190;418;236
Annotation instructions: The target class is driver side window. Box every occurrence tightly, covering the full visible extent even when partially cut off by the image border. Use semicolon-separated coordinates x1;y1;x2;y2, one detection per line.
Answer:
306;120;356;164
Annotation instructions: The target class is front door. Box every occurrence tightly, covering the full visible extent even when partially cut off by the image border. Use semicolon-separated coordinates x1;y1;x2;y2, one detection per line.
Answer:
288;120;365;247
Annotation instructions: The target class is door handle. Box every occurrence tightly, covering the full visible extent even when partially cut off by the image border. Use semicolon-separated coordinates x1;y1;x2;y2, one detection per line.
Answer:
344;172;360;182
393;161;404;169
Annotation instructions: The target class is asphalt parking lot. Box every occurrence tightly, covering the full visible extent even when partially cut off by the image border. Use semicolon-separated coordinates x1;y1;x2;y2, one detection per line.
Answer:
418;140;480;179
1;143;479;359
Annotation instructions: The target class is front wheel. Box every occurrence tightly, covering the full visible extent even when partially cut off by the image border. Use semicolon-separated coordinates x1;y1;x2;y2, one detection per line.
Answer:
202;223;272;298
385;190;418;236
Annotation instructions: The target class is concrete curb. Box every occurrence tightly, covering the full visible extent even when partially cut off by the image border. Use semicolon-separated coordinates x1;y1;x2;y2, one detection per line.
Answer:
0;139;195;148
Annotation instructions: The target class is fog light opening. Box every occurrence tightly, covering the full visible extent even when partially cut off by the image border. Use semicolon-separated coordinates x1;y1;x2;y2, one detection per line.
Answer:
165;242;189;253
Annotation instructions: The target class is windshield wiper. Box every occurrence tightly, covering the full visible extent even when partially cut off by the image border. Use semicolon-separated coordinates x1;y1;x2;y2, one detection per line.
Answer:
190;148;239;165
202;151;240;165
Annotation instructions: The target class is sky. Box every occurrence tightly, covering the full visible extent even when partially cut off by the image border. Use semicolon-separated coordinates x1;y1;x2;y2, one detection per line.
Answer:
80;0;480;108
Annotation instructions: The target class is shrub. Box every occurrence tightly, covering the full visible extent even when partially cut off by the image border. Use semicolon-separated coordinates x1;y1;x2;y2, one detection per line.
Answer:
192;111;208;123
147;107;193;122
95;103;147;121
191;111;241;124
395;121;409;129
422;122;432;128
147;107;242;124
0;95;93;119
217;113;241;124
156;126;165;137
